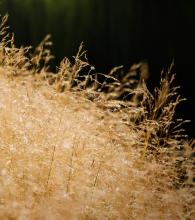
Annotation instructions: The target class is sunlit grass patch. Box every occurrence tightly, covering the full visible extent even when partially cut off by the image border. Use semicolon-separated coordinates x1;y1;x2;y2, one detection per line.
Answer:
0;15;194;220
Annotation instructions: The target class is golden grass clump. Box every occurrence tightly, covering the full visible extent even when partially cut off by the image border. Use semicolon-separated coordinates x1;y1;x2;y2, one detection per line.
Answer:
0;15;194;219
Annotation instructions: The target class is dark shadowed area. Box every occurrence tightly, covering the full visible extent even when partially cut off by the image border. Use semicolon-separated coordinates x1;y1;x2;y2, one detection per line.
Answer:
0;0;194;136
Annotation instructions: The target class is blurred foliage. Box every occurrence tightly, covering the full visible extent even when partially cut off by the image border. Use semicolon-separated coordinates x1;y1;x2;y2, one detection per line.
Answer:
0;0;97;65
0;0;173;68
0;0;194;70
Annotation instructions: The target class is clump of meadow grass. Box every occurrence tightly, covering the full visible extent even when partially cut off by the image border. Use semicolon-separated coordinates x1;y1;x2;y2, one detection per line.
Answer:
0;15;194;219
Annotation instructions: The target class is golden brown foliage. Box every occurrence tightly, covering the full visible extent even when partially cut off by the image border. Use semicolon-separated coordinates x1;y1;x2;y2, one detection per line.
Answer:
0;15;194;220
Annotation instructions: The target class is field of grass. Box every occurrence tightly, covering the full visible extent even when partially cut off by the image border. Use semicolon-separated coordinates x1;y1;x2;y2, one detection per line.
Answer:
0;15;194;219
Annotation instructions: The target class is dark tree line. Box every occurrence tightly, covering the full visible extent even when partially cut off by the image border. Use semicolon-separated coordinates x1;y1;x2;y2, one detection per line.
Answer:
0;0;194;136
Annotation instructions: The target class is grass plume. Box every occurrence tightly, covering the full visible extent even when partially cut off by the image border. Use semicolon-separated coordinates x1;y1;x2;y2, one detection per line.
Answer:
0;15;194;219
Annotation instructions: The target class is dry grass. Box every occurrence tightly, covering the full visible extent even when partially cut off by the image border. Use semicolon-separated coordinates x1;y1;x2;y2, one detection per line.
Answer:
0;15;194;220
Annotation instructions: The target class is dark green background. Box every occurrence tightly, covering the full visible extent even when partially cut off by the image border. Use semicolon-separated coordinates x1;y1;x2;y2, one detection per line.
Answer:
0;0;194;136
